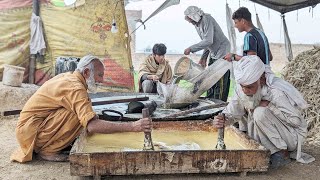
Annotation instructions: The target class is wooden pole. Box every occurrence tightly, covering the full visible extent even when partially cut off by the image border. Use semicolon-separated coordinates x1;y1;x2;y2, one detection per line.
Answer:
163;102;228;118
33;0;39;16
29;55;36;84
142;108;154;150
29;0;40;84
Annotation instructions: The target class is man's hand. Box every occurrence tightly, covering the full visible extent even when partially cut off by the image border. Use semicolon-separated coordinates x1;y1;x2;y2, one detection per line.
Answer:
259;100;270;107
132;118;152;132
148;75;159;81
223;53;232;62
198;58;207;68
212;114;225;128
184;48;191;55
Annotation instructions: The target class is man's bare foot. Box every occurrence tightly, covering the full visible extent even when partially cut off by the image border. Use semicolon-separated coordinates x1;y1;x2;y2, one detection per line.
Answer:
37;153;69;162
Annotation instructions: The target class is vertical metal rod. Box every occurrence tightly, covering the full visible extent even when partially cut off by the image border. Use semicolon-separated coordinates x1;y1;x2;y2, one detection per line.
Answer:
142;108;154;150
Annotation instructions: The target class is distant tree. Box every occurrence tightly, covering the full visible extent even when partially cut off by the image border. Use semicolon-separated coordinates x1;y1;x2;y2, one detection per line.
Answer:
144;45;152;53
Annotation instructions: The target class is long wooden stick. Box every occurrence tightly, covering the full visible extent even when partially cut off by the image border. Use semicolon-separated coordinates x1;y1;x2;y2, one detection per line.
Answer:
215;113;226;150
142;108;154;151
29;0;39;84
91;96;148;106
3;96;149;116
163;102;228;118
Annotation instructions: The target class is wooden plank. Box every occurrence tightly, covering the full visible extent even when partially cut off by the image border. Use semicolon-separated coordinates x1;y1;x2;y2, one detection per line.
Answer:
70;149;269;176
3;110;21;116
2;96;149;116
91;96;149;106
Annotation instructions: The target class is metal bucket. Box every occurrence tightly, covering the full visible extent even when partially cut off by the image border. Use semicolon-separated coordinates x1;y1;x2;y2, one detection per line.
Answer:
173;56;204;81
2;64;25;87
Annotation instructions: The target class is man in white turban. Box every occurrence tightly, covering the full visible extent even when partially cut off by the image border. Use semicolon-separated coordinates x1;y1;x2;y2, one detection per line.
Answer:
11;55;152;163
213;55;314;168
183;6;231;102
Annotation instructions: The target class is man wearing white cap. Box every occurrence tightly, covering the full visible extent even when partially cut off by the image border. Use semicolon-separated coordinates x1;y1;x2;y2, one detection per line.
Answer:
11;55;152;163
213;55;314;168
184;6;231;102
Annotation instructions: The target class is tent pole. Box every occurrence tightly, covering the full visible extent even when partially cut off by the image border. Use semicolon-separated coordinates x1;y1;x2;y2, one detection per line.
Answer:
29;0;39;84
33;0;39;16
281;14;293;61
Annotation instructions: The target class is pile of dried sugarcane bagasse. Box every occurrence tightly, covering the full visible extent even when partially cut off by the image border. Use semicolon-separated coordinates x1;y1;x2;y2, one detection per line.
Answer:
282;46;320;145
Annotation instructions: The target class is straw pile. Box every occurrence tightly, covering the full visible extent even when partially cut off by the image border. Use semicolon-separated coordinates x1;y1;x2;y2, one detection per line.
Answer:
282;47;320;145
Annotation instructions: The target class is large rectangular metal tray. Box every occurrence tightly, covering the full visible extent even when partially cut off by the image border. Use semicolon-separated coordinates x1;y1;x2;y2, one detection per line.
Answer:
70;120;270;177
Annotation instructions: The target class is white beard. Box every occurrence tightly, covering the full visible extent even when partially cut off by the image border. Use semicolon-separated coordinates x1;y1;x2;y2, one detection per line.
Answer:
86;70;98;94
239;85;262;110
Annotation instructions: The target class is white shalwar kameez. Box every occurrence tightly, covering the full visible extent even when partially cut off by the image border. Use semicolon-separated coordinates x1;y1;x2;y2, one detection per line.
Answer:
225;55;314;164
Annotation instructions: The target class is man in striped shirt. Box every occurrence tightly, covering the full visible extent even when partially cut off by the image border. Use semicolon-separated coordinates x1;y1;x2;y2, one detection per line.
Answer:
224;7;273;64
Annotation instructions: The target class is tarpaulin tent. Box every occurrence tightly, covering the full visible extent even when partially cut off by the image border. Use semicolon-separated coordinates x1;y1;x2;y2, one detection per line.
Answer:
0;0;135;91
249;0;320;14
248;0;320;61
127;0;320;14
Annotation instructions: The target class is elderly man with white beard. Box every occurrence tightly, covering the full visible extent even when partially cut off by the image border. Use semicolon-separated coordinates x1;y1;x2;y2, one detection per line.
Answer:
213;55;314;168
11;55;152;163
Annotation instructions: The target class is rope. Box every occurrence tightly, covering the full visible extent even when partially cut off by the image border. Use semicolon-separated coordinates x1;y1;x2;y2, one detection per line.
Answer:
254;3;257;14
280;14;284;42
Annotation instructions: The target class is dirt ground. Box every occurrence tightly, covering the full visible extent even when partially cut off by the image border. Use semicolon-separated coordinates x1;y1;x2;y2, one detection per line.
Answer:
1;44;319;179
1;116;320;180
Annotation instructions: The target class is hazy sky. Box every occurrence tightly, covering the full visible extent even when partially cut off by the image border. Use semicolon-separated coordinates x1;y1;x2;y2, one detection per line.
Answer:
126;0;320;53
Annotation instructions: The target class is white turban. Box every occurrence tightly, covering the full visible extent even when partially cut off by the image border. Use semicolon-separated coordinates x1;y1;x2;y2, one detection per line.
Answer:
235;55;308;109
234;55;265;85
184;6;204;23
77;54;103;70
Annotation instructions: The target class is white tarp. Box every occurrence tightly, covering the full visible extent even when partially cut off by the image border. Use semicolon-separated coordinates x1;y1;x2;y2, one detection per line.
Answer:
226;3;237;54
159;59;232;105
256;13;264;32
282;14;293;61
131;0;180;34
30;12;46;55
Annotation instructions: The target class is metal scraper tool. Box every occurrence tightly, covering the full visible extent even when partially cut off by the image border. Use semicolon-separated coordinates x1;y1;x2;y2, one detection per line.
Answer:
142;108;154;150
215;113;226;150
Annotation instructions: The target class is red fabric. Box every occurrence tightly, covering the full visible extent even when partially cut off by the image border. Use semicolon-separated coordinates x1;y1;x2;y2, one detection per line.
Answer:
35;69;52;85
102;58;134;89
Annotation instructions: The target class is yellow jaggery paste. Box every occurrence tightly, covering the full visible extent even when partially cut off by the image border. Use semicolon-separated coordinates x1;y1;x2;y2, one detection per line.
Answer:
83;130;247;153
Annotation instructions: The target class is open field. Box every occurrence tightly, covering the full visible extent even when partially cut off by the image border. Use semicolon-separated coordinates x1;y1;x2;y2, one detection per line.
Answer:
131;43;314;74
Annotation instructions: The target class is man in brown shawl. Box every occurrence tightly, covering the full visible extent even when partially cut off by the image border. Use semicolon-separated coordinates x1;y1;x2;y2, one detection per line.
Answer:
138;43;172;93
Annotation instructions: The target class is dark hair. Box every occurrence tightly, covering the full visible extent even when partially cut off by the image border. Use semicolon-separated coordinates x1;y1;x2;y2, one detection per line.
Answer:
152;43;167;56
232;7;252;22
